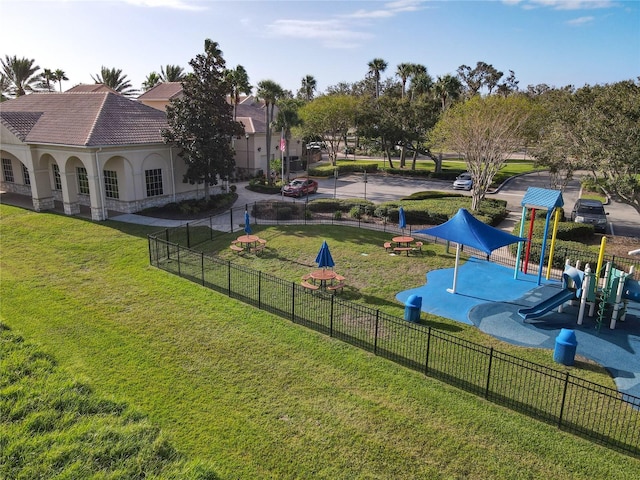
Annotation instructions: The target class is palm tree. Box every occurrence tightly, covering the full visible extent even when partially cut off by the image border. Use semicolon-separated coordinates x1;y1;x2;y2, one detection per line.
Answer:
53;69;69;92
142;72;161;91
298;74;316;101
396;63;413;99
225;65;252;121
0;74;11;101
1;55;41;97
434;74;463;112
39;69;55;92
160;64;186;82
256;79;284;184
91;66;137;96
274;97;303;178
367;58;387;99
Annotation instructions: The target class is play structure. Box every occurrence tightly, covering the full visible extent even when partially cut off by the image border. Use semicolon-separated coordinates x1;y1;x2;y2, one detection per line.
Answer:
518;266;584;321
517;237;640;329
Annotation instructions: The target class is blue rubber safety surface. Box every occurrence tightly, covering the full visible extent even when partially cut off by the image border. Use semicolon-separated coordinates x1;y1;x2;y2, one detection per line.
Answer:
396;257;640;399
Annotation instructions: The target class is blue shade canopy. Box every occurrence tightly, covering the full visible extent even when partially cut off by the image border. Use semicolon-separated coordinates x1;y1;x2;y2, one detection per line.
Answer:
399;206;406;230
315;240;335;269
244;211;252;235
414;208;526;254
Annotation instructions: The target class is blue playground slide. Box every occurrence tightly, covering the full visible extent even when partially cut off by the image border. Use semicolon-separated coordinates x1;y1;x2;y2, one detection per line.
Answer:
518;289;577;321
518;267;583;321
623;279;640;303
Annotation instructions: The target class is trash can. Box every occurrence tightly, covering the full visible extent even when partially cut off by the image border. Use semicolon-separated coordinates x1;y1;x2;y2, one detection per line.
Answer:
404;295;422;323
553;328;578;366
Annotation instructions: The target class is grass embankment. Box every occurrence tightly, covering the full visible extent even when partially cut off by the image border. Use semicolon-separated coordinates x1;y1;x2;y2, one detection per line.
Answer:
2;205;639;479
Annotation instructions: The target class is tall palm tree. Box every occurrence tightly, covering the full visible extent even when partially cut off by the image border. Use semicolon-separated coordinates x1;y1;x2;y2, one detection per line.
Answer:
91;66;137;96
256;79;284;184
1;55;41;97
434;74;463;112
396;63;414;99
53;69;69;92
298;74;316;101
160;64;186;82
142;72;161;91
38;69;55;92
367;58;387;99
225;65;252;121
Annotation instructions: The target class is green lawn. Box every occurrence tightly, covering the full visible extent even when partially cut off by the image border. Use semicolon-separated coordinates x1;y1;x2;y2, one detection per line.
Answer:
2;204;639;479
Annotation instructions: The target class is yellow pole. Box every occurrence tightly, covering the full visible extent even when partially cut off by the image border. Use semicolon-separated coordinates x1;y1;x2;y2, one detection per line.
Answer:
546;208;561;280
595;236;607;288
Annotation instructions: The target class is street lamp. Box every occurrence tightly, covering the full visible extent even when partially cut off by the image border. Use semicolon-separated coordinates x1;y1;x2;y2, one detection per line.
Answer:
245;134;249;174
334;168;338;199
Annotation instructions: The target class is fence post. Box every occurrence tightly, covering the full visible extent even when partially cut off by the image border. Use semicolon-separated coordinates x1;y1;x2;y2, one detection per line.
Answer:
227;260;231;296
291;283;295;321
374;310;379;354
424;326;432;375
186;223;190;248
200;252;205;286
210;215;213;240
177;244;181;277
485;347;494;399
558;371;570;428
330;294;334;337
258;271;262;310
148;236;153;265
165;229;170;259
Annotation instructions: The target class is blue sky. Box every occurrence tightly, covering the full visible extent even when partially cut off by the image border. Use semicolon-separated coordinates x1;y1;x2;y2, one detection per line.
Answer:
1;0;638;95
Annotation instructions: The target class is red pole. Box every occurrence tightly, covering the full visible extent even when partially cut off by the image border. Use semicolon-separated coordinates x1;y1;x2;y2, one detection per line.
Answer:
523;208;536;274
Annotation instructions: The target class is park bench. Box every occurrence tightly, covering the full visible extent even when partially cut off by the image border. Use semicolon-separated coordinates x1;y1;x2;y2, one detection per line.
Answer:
393;247;413;256
230;244;244;253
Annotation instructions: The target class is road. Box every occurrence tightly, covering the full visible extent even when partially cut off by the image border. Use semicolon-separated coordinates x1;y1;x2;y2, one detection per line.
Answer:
301;170;639;239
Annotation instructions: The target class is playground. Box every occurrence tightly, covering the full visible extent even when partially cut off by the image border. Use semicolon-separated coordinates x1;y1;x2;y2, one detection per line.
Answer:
396;186;640;399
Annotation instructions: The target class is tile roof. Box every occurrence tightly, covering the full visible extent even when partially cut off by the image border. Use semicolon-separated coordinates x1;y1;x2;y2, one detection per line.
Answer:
137;82;183;101
66;84;119;94
0;92;168;147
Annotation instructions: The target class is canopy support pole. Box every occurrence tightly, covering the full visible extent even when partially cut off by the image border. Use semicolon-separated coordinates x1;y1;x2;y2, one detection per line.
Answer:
447;242;461;294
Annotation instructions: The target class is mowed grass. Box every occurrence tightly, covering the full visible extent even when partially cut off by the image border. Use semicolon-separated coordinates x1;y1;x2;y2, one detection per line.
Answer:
2;204;639;479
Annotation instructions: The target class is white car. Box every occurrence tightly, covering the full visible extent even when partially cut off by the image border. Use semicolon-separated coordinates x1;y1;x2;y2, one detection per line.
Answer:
453;172;473;191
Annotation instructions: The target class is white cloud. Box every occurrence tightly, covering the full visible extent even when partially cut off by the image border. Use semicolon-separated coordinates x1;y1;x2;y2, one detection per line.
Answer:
266;19;372;49
566;15;595;25
123;0;206;11
508;0;616;10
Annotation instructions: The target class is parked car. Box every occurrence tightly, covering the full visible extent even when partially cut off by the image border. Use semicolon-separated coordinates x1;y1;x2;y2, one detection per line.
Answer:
452;172;473;191
570;199;608;233
282;178;318;197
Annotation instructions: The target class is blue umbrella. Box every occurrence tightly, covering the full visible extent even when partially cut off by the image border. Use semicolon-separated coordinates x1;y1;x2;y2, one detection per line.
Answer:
398;206;406;231
244;211;252;235
315;240;335;269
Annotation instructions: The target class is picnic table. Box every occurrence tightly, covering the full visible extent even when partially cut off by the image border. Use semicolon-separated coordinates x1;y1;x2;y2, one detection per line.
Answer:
301;270;346;293
231;235;267;254
392;235;414;256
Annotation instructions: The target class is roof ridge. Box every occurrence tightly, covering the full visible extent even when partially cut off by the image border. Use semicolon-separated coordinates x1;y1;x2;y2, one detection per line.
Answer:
85;92;110;146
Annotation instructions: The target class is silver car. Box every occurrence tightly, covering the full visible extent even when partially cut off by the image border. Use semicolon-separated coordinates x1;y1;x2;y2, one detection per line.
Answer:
453;172;473;191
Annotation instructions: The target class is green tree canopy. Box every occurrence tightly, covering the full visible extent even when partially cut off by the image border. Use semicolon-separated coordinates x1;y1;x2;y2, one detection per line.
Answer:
432;95;532;210
162;39;244;198
297;95;358;165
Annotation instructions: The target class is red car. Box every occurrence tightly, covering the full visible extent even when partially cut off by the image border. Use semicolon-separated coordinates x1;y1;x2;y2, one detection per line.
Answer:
282;178;318;197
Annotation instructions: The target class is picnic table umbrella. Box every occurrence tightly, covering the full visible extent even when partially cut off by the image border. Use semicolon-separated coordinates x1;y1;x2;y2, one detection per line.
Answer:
315;240;335;270
244;211;252;235
398;206;406;232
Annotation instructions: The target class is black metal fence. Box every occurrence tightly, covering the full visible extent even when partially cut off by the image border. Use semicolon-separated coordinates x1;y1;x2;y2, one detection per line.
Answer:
148;229;640;457
160;201;638;282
